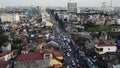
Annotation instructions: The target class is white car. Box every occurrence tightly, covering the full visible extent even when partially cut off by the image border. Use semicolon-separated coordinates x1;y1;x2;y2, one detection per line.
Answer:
68;46;70;48
72;60;76;66
67;39;70;43
76;59;79;63
69;48;72;52
67;53;70;57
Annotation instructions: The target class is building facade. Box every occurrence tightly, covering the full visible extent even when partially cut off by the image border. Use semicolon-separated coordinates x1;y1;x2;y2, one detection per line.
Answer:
0;5;6;9
0;51;13;61
67;2;77;13
14;53;50;68
95;44;117;54
1;42;11;51
14;59;50;68
1;13;20;22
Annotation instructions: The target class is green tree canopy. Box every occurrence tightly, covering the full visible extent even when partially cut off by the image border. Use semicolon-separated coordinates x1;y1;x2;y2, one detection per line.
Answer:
0;35;9;47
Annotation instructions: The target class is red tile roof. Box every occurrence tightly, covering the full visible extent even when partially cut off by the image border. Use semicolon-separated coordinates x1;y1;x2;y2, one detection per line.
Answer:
44;50;52;54
16;53;43;61
0;51;11;57
12;49;19;55
52;51;62;57
33;39;42;44
96;44;115;47
53;64;62;68
16;34;24;37
23;46;29;51
0;61;10;68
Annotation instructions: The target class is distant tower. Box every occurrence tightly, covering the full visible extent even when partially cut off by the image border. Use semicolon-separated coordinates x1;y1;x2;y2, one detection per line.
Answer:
67;0;77;13
110;0;114;12
100;2;113;13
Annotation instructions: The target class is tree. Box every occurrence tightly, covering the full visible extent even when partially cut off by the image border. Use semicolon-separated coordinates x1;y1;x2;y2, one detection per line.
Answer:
0;22;3;25
118;35;120;40
83;22;95;27
0;35;9;47
54;13;59;21
12;45;19;50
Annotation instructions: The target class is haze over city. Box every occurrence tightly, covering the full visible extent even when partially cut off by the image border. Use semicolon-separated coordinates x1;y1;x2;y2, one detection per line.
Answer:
0;0;120;7
1;0;120;68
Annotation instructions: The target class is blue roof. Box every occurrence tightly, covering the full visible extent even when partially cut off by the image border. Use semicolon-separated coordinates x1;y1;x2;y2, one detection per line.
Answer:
46;41;58;45
117;40;120;46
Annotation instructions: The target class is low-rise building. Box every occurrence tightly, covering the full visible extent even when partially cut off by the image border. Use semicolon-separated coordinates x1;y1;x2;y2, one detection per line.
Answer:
21;45;29;54
1;13;20;22
94;44;117;54
1;42;11;51
0;51;13;61
52;51;63;60
0;61;11;68
62;14;69;22
14;53;50;68
111;28;120;32
45;20;53;27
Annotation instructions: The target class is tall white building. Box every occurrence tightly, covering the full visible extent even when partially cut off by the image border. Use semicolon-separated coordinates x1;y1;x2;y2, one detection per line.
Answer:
0;5;6;9
1;13;20;22
67;0;77;13
99;2;114;13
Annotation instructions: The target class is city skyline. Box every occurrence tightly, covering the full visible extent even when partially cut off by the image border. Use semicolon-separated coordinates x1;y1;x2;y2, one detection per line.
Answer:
0;0;120;7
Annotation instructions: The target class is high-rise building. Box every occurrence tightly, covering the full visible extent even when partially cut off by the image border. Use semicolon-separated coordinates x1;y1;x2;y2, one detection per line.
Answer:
99;2;114;13
67;0;77;13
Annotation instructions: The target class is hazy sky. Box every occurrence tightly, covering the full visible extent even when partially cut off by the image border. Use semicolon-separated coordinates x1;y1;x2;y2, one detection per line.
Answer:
0;0;120;7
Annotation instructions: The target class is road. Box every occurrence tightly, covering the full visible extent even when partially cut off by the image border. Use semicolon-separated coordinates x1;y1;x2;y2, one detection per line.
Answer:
50;14;89;68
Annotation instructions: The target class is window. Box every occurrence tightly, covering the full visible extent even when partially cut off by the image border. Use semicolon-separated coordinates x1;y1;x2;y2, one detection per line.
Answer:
44;54;51;59
96;48;103;52
99;48;103;52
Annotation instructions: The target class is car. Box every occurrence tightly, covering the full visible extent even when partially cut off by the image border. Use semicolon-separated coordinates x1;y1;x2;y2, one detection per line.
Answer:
67;39;70;43
66;43;69;46
76;59;79;63
68;46;70;48
68;48;72;52
72;60;76;66
63;36;66;38
67;52;70;57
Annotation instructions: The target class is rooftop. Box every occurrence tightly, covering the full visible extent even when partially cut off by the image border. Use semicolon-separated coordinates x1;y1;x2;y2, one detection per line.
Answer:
12;49;19;55
50;59;62;67
52;51;62;57
96;44;116;47
22;46;29;51
0;61;10;68
16;53;43;61
0;51;11;57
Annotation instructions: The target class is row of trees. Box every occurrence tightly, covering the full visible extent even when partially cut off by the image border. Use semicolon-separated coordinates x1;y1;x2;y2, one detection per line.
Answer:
54;13;65;30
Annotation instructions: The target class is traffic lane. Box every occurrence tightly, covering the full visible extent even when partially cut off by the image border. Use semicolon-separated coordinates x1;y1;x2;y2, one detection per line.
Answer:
59;40;77;68
60;43;75;68
51;16;78;68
